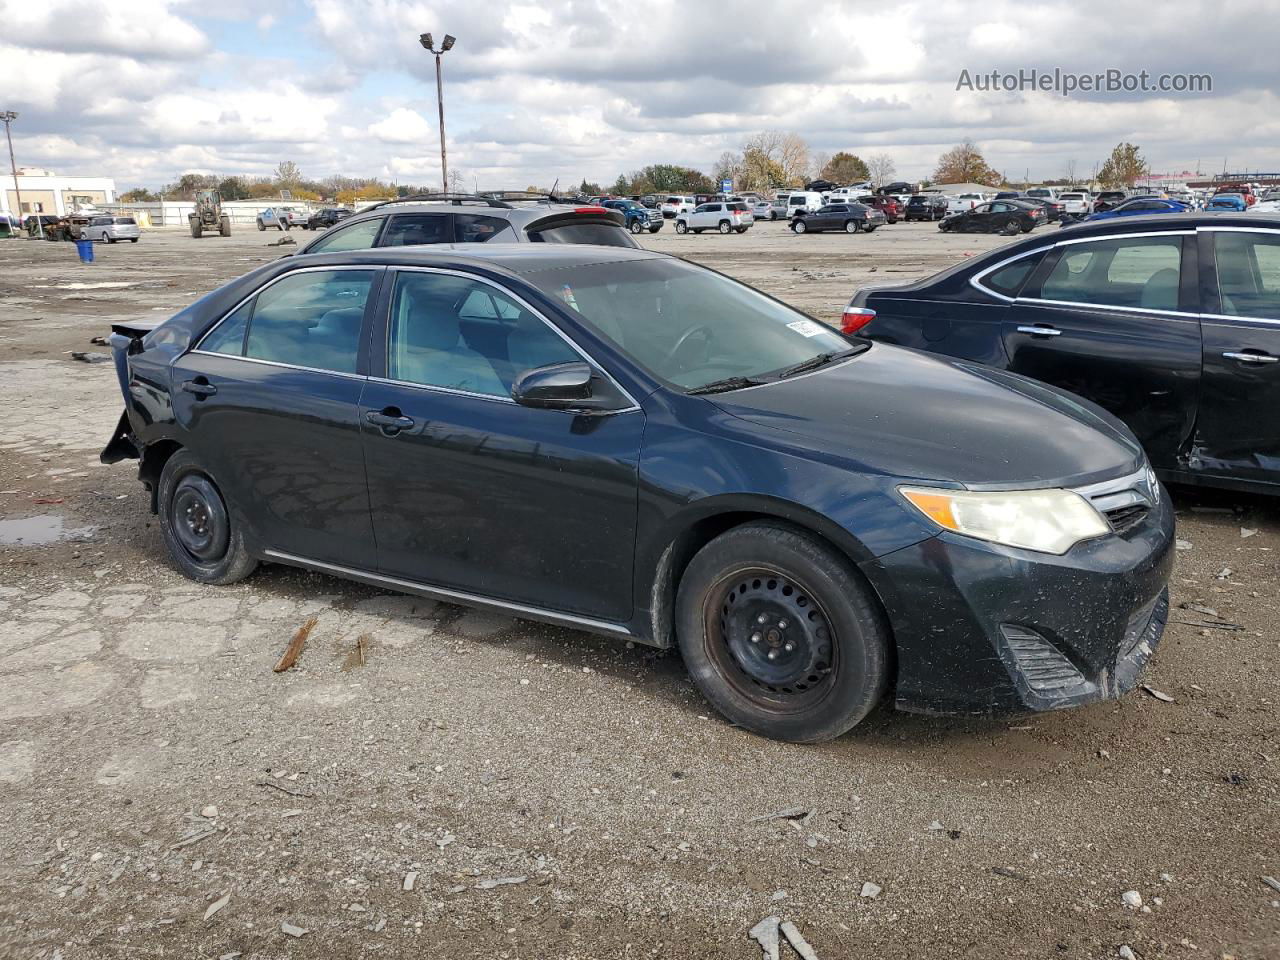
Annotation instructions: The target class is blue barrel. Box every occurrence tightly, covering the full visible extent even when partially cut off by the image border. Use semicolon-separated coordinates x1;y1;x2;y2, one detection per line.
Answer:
76;238;94;263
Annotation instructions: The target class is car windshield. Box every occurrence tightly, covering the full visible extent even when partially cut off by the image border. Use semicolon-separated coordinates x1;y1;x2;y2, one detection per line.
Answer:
523;258;860;391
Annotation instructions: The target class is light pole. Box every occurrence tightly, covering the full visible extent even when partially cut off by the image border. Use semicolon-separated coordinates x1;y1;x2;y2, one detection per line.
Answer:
2;111;24;234
419;33;455;194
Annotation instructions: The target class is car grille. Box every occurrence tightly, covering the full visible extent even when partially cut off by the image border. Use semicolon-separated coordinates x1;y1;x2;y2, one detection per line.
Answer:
1074;466;1160;536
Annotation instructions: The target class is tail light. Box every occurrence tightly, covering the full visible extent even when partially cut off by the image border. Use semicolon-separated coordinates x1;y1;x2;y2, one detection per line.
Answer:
841;306;876;335
574;206;609;214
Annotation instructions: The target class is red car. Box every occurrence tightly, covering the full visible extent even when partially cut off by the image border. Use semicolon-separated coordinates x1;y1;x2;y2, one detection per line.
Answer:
1214;183;1256;207
856;195;901;223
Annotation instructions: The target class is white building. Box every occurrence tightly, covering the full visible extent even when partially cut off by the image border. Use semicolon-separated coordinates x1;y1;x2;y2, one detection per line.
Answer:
1;167;117;219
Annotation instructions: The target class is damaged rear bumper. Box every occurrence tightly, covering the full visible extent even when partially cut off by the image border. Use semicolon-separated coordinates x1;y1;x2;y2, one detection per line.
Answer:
859;492;1175;717
100;409;139;464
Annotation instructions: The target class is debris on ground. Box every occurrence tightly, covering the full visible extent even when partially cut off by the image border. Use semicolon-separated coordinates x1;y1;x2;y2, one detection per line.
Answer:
203;889;231;922
780;920;819;960
280;921;308;937
1241;527;1258;539
1118;946;1137;960
1122;890;1143;909
476;876;527;889
89;336;108;345
341;633;370;672
1262;876;1280;894
69;351;111;364
1216;566;1233;580
748;915;781;960
200;804;218;818
268;236;297;246
273;616;317;673
860;881;882;899
256;778;314;798
748;806;811;824
1176;539;1193;551
927;820;945;831
1141;685;1175;703
403;871;417;891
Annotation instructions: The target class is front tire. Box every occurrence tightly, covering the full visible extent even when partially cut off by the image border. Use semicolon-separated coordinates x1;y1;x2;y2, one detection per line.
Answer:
630;220;645;235
792;218;807;234
258;221;266;231
675;221;687;234
676;523;890;742
157;450;258;585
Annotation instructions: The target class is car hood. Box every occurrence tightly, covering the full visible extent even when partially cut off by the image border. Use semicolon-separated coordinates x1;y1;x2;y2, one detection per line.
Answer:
709;344;1142;488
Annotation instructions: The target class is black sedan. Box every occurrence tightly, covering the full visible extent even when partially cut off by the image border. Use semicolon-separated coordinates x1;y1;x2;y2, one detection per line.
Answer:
101;244;1172;741
848;212;1280;495
939;199;1043;234
790;202;885;234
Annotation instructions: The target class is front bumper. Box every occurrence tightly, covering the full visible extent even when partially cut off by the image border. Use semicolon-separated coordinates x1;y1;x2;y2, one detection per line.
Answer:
860;489;1175;716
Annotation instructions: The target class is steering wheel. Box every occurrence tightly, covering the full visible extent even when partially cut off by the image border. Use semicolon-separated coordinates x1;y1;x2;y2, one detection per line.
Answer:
661;324;715;367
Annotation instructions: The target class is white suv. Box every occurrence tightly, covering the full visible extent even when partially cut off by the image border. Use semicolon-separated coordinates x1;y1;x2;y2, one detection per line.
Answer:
1058;192;1092;215
675;201;753;234
660;195;695;218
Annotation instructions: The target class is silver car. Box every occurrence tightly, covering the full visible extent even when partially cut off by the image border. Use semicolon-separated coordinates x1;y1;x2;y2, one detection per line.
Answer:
80;216;141;243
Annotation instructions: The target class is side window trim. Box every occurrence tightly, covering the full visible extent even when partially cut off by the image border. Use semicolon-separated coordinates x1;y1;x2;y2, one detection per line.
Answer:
969;245;1053;302
190;265;383;378
370;266;640;411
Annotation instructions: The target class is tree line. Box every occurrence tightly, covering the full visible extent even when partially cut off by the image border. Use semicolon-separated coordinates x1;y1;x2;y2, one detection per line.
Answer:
119;139;1154;206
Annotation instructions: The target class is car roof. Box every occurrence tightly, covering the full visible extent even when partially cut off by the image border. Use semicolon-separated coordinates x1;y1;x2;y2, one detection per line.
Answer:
293;242;668;277
1028;211;1280;243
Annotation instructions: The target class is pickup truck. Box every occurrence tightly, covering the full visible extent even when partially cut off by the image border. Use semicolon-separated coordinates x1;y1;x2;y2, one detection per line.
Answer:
601;199;664;234
946;192;988;215
257;207;302;231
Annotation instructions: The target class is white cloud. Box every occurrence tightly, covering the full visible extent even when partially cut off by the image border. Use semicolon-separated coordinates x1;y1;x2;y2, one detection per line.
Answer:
0;0;208;58
369;108;436;144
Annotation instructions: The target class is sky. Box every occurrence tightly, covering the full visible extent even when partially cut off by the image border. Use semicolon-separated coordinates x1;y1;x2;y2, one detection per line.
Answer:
3;0;1279;192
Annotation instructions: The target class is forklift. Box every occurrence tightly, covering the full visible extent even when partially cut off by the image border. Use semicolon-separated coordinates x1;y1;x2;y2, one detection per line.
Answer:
189;190;231;238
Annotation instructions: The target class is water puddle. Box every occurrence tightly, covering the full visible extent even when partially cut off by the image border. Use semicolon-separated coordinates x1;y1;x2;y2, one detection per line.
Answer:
0;515;97;545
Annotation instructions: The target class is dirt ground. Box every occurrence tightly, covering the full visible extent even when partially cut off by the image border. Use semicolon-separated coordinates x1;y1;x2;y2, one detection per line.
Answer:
0;222;1277;960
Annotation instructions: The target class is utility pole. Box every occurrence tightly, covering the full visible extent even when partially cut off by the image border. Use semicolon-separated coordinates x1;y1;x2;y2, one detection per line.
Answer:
2;111;25;234
419;33;456;194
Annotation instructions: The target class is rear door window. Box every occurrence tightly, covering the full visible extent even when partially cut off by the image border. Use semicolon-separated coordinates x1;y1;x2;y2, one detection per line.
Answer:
242;270;376;373
1039;236;1182;310
527;222;634;247
455;214;517;243
380;214;451;246
308;218;385;253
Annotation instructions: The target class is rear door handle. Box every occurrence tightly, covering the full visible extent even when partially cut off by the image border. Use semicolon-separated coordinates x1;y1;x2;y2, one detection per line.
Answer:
365;409;415;432
181;379;217;397
1222;351;1279;364
1016;325;1063;337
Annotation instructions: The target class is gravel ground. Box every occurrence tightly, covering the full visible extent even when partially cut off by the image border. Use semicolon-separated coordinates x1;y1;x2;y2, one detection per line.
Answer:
0;223;1277;960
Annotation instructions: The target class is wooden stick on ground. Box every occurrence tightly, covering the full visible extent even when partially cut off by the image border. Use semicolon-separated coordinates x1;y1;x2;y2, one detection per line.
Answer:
273;616;317;673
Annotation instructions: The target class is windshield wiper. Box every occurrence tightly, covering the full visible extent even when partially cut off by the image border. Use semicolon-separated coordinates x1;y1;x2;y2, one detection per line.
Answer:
776;347;863;380
686;375;769;396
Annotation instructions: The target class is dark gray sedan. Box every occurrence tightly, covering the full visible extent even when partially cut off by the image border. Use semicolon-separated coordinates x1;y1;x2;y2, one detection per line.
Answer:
790;203;885;234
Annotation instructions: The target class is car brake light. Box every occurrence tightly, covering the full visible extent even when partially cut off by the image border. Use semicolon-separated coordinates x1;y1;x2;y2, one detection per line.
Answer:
574;206;609;214
841;307;876;335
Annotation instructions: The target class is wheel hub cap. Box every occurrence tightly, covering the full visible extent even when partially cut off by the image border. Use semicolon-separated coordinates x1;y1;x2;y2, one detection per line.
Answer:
718;574;833;693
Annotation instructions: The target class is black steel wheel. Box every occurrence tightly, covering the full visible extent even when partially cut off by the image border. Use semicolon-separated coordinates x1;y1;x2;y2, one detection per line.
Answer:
157;449;258;585
676;522;889;742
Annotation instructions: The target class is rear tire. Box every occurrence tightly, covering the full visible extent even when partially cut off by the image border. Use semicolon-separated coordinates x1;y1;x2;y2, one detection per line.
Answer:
675;522;890;742
736;226;748;234
1001;220;1020;236
107;234;116;243
130;237;138;242
719;221;731;234
157;450;258;586
844;219;861;233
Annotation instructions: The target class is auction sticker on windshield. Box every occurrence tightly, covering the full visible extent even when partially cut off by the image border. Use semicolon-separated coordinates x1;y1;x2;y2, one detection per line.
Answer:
787;319;827;337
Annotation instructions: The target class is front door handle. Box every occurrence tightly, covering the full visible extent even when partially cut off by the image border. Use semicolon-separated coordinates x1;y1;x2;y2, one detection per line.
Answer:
1016;325;1062;337
1223;350;1279;364
365;409;415;433
181;379;217;397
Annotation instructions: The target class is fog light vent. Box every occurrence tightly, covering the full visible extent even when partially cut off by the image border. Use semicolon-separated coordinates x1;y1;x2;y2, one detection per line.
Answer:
1000;626;1087;693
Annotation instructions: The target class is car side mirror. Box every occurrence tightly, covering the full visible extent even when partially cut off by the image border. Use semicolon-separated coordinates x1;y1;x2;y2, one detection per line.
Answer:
511;361;626;412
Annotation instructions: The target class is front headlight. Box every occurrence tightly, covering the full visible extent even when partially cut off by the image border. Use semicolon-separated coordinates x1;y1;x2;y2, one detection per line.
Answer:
899;486;1110;555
